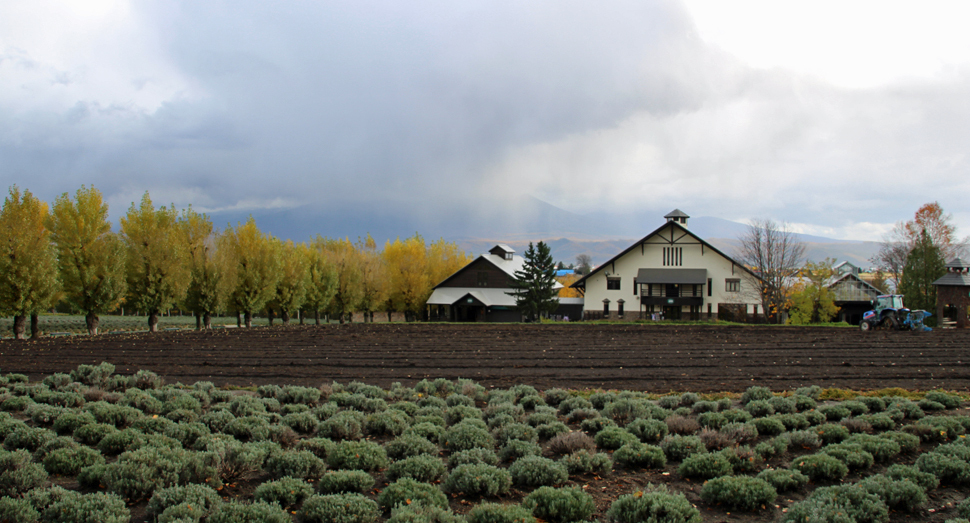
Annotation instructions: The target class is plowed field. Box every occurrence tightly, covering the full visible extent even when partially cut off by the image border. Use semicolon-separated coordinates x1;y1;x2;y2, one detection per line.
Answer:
3;323;969;392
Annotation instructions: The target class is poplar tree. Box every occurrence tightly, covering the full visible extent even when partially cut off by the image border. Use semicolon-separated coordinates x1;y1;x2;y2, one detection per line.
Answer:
319;237;364;323
47;186;127;335
218;217;282;328
272;239;310;324
303;242;339;324
120;193;191;332
384;234;429;321
180;208;223;330
507;241;559;322
0;186;60;339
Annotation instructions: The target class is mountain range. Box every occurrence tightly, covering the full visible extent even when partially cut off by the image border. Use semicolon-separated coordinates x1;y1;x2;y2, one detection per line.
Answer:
207;196;881;268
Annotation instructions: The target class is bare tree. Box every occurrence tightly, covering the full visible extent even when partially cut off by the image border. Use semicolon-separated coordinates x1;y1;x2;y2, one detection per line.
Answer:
735;218;805;324
872;203;969;291
871;222;909;292
575;253;592;275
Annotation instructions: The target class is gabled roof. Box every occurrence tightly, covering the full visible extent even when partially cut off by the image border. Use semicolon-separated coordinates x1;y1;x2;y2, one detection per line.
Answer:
946;258;970;269
825;272;882;296
664;209;689;219
934;272;970;287
570;221;758;289
431;250;525;289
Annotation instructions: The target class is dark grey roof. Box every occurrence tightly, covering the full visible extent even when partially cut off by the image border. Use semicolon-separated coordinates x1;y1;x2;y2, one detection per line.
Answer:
946;258;970;269
636;268;707;285
664;209;689;219
933;272;970;286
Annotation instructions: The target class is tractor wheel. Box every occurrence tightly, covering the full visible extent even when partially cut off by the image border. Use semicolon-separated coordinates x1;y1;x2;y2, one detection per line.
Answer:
880;313;898;330
860;321;872;332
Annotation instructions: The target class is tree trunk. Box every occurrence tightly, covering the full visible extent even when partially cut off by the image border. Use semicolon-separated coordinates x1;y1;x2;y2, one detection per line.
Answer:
244;310;252;328
195;313;202;331
13;315;26;340
30;313;41;339
203;311;212;330
281;308;290;324
85;312;99;335
237;312;242;327
148;311;159;333
299;310;304;325
268;308;275;326
314;310;320;325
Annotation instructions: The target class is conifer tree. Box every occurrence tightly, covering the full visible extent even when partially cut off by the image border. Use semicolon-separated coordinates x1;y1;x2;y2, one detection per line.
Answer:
0;186;60;339
898;229;946;313
120;193;191;332
47;186;127;335
507;241;559;322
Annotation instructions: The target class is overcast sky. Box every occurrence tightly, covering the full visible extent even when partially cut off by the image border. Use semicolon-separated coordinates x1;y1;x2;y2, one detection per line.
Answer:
2;0;969;241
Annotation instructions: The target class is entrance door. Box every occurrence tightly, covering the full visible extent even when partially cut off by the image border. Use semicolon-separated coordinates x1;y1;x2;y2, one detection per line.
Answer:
663;306;681;320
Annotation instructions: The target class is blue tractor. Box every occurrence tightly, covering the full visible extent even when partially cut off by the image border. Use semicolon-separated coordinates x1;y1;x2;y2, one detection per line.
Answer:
859;294;932;332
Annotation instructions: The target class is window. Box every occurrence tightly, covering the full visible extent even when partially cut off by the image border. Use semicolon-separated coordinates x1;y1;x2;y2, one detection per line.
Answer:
663;247;683;266
607;278;621;290
726;279;740;292
477;272;488;287
707;278;712;297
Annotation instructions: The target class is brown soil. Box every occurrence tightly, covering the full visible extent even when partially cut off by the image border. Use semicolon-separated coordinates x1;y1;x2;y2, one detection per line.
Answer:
2;323;969;392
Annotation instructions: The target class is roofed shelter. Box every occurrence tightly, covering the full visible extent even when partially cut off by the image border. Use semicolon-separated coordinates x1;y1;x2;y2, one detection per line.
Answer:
933;258;970;328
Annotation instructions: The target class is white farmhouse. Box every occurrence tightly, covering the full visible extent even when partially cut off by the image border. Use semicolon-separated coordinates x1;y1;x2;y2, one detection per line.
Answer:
570;210;762;321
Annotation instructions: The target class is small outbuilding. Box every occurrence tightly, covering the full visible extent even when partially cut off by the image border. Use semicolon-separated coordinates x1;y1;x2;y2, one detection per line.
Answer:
933;258;970;328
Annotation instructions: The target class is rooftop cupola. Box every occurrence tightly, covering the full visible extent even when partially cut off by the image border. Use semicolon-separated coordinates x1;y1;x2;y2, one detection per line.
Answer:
664;209;689;227
489;244;516;260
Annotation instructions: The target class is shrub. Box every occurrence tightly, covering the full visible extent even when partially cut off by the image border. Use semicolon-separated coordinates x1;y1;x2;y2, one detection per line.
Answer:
566;408;600;424
498;440;542;462
0;497;40;522
42;445;104;476
386;435;439;461
793;395;817;411
791;453;849;482
493;423;538;447
664;415;700;435
280;385;322;405
690;400;718;414
817;404;851;422
783;485;888;523
885;463;939;491
4;426;56;452
223;415;272;442
318;411;366;441
919;399;947;412
536;422;570;440
858;396;886;413
0;449;48;497
265;450;327;479
700;476;776;512
773;413;810;430
41;490;130;523
378;478;449;511
443;422;494;453
445;405;483;425
785;429;821;450
924;390;962;409
602;398;651;426
558;396;593;416
754;436;789;460
405;422;445;444
744;400;774;418
720;422;759;445
367;410;411;437
97;428;148;456
741;386;773;404
448;448;499;469
543;389;571;407
820;443;875;471
51;411;95;436
756;468;808;492
523;486;595;523
386;503;464;523
100;445;218;500
769;396;796;414
845;434;901;462
318;470;376;494
859;413;895;431
467;503;536;523
561;449;612;475
147;483;222;520
594;426;638;450
916;452;970;483
444;463;511;496
200;410;235;433
695;412;726;430
281;411;318;434
794;385;822;399
857;474;927;511
328;440;388;471
720;408;753;423
751;417;785;437
388;455;447;482
579;417;616;435
525;411;558;427
208;500;293;523
815;423;850;444
660;435;706;461
509;455;568;488
606;486;701;523
71;362;115;388
626;418;668;444
677;451;733;479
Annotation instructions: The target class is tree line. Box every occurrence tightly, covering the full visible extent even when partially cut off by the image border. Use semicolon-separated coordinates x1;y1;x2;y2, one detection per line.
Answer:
0;186;470;339
736;202;966;325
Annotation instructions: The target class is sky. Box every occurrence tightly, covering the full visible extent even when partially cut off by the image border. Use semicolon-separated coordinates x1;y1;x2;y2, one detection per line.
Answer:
2;0;969;242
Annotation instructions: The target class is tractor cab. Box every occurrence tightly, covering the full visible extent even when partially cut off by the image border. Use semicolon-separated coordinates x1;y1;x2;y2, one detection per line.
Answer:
873;295;905;312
